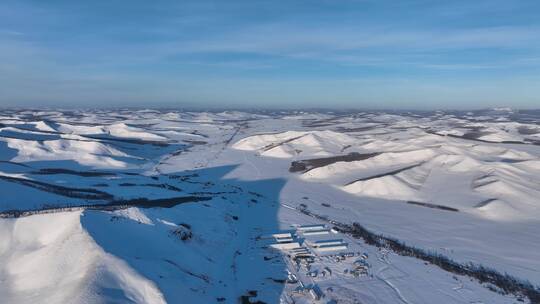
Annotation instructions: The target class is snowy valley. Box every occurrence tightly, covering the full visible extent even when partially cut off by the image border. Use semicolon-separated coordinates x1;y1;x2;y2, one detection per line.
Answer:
0;108;539;304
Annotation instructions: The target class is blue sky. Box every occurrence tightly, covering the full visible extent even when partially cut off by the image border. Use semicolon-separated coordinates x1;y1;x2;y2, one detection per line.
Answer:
1;0;539;109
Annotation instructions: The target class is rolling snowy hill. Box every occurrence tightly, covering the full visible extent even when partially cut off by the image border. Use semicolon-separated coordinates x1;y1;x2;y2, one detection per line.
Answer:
1;109;539;304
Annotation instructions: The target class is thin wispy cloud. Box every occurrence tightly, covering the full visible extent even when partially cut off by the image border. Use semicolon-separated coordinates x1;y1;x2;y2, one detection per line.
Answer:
179;25;539;52
0;0;539;108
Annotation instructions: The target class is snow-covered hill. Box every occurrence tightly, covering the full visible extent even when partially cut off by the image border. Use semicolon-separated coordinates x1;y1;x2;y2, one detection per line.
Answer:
1;109;539;304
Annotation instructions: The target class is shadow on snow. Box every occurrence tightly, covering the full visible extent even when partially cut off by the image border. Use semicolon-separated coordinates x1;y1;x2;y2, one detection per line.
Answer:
81;164;288;304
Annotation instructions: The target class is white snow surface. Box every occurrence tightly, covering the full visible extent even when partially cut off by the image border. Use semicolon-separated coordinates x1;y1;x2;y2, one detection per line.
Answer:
1;109;539;304
0;211;165;304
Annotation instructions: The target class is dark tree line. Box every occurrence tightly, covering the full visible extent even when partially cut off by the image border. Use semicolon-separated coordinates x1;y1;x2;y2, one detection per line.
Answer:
339;222;540;303
297;206;540;303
